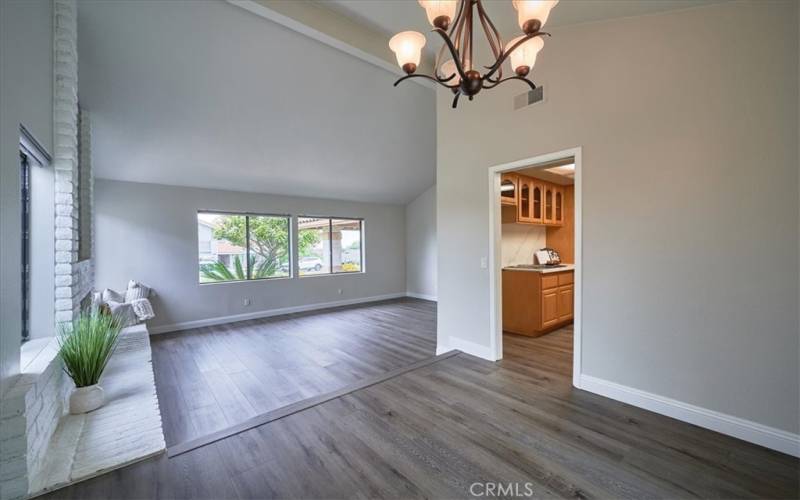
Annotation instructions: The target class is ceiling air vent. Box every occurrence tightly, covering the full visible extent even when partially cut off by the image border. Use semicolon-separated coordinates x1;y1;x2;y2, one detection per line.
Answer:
514;86;544;110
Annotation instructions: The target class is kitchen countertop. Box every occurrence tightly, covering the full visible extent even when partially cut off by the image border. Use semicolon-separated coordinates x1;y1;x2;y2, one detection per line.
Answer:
502;264;575;274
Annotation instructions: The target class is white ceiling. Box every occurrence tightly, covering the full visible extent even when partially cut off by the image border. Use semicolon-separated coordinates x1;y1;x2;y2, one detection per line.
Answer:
78;0;436;205
326;0;729;56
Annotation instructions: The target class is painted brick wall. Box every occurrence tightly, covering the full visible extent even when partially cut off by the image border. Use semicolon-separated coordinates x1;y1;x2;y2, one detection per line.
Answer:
53;0;92;325
0;347;71;500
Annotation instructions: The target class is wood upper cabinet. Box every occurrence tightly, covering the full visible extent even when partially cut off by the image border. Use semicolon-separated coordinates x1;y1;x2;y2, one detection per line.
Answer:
543;184;554;224
554;187;564;225
517;177;533;222
498;174;568;227
531;182;543;223
500;173;517;206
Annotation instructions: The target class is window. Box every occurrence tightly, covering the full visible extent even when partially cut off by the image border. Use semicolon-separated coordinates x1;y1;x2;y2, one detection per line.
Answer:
298;217;330;275
332;219;362;273
198;212;290;283
298;217;363;276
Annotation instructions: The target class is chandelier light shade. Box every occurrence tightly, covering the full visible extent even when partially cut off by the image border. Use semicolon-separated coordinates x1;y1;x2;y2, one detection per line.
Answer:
389;31;427;74
512;0;559;34
390;0;559;108
438;59;461;84
418;0;459;29
506;36;544;76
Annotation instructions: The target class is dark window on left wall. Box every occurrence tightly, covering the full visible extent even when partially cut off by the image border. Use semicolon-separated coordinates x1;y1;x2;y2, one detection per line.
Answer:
20;152;31;342
198;212;291;283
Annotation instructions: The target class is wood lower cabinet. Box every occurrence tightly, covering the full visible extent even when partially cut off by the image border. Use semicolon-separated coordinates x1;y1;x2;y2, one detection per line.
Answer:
557;285;573;322
541;289;559;328
502;269;574;337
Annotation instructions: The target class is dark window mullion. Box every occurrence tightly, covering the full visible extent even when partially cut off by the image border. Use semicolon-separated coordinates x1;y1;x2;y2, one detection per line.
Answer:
328;218;333;274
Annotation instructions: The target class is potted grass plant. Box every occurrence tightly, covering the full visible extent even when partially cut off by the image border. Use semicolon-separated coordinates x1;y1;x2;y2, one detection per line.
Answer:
57;311;123;414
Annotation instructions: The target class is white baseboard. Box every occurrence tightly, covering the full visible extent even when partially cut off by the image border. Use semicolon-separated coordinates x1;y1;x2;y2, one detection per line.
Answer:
149;293;407;334
579;374;800;457
439;336;497;361
406;292;437;302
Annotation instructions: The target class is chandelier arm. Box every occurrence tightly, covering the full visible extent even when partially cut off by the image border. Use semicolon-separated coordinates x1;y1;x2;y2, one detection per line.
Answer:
476;0;502;67
434;0;464;74
449;0;467;38
393;73;460;90
451;92;461;109
465;1;473;71
476;0;503;80
433;28;469;82
484;32;550;81
482;75;536;91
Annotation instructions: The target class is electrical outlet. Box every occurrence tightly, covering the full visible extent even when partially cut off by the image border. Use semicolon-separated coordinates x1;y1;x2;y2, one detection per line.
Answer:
337;289;343;295
243;298;251;306
480;257;488;269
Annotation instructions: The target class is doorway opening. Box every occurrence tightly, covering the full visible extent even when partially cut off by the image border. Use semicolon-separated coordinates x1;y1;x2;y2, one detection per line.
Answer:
488;147;581;387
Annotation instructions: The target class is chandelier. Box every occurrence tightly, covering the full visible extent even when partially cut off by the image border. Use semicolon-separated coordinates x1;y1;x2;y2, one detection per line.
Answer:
389;0;558;108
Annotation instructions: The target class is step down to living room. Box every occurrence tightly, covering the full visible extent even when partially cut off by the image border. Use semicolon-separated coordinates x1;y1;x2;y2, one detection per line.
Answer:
168;350;460;457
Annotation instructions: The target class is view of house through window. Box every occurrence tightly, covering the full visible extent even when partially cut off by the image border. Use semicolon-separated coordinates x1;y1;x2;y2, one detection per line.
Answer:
332;219;362;273
298;217;330;275
298;217;363;276
198;212;290;283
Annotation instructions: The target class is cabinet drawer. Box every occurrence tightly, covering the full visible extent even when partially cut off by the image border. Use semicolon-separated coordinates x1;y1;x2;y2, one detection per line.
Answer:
558;272;573;286
541;275;559;290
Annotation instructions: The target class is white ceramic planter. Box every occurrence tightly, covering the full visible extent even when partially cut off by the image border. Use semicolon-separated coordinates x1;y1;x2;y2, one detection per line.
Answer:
69;384;105;414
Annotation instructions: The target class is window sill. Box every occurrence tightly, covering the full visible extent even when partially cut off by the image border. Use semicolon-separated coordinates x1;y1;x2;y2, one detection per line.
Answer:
298;271;365;279
198;276;294;286
21;336;59;378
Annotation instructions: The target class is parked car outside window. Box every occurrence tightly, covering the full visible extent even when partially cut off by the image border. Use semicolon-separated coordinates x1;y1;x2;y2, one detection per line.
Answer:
299;256;323;272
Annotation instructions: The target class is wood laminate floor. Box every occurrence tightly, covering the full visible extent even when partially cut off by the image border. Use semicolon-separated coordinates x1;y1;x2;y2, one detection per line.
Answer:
42;310;799;499
151;298;437;446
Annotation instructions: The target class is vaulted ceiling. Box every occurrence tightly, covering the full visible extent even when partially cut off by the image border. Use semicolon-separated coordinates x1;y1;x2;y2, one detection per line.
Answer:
324;0;729;56
78;0;436;205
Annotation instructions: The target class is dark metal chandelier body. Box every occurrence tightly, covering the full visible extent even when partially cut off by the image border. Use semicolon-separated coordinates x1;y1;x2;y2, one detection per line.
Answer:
390;0;557;108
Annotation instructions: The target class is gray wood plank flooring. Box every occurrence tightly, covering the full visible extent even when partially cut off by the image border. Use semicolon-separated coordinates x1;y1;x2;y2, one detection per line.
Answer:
151;298;438;446
41;307;799;499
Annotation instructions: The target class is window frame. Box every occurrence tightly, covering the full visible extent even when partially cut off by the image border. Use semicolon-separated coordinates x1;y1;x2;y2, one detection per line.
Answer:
197;210;293;284
298;215;364;277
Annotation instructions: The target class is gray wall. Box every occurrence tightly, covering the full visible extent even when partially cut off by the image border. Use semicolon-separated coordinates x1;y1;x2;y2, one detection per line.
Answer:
94;180;407;331
0;0;53;390
437;1;799;433
405;185;437;299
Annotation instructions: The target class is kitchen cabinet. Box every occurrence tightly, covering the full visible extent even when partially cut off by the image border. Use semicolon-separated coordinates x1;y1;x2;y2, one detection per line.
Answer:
557;285;573;322
500;173;564;227
554;187;564;225
531;182;543;223
502;269;574;337
543;184;554;224
517;177;533;222
500;173;517;206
